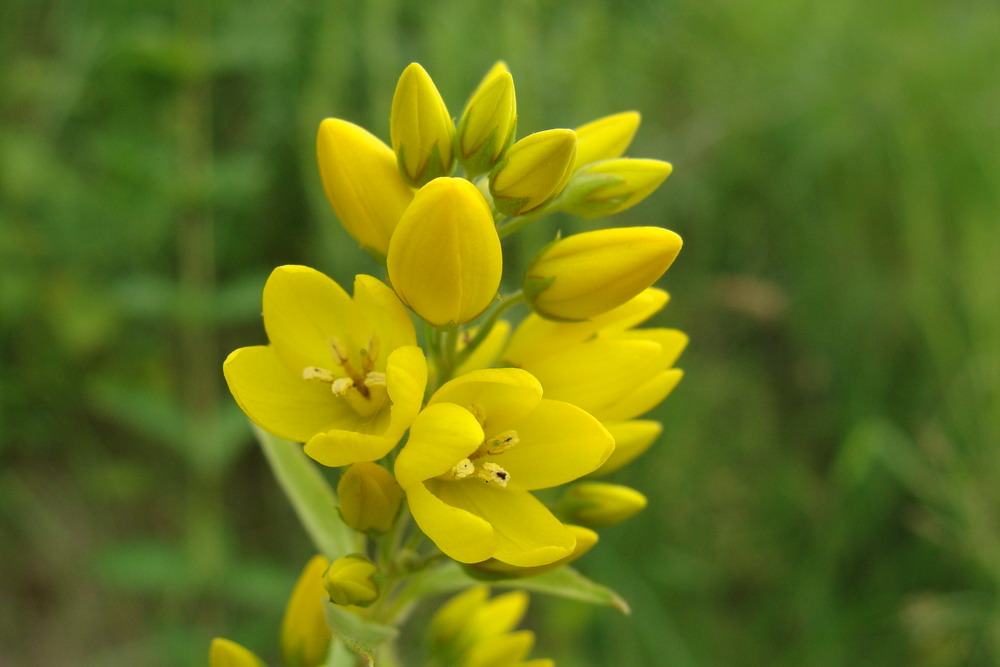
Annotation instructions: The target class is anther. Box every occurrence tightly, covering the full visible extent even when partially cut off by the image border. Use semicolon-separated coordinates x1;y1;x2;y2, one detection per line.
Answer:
486;430;519;454
331;377;354;396
477;462;510;487
451;459;475;479
303;366;336;382
363;371;386;388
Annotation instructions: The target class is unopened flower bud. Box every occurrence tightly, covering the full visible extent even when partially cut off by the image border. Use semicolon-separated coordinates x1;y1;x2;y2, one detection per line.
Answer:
558;158;672;219
524;227;682;321
573;111;641;169
390;63;456;187
317;118;414;257
468;525;599;578
387;177;502;326
209;638;267;667
323;556;379;607
280;555;331;667
337;462;402;533
457;62;517;177
559;482;648;527
489;129;577;216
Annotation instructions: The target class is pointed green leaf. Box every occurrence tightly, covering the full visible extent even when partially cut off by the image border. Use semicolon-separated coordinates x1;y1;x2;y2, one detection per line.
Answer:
323;601;399;666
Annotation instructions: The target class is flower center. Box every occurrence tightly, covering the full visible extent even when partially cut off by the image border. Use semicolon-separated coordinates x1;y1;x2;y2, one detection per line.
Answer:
301;336;387;418
445;428;518;488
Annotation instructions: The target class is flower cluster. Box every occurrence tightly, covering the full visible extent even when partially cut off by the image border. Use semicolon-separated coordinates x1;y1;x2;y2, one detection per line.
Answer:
218;60;684;664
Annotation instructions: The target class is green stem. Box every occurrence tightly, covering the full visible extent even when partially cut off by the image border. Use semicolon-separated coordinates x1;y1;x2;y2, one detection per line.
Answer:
496;207;549;239
453;290;526;368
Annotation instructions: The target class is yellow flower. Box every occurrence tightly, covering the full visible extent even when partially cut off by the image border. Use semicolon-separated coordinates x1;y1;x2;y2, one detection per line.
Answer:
223;266;427;467
337;461;402;534
316;118;414;257
394;368;613;566
573;111;641;169
593;419;662;476
209;638;267;667
387;177;502;326
281;555;331;667
324;556;380;607
457;61;517;177
429;587;552;667
525;226;683;321
390;63;455;186
490;129;577;216
559;482;648;527
558;158;672;219
469;524;598;578
502;288;686;424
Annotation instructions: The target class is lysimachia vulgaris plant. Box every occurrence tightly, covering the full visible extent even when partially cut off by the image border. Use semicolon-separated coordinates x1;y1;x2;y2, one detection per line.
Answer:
214;61;685;666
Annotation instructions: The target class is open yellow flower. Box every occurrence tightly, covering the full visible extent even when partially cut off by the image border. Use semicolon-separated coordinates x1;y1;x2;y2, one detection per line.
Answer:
223;265;427;467
394;369;613;566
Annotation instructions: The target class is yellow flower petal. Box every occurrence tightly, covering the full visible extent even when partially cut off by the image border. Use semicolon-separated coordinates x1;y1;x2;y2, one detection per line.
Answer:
593;420;663;476
616;328;688;369
491;399;613;490
470;524;599;578
503;288;669;366
317;118;414;256
209;638;267;667
463;630;535;667
597;368;684;422
429;368;543;434
472;590;530;638
573;111;640;169
280;555;331;667
262;265;354;372
223;345;354;443
455;320;512;375
387;177;502;326
394;403;485;489
349;274;416;357
431;480;575;567
407;481;497;563
429;585;490;646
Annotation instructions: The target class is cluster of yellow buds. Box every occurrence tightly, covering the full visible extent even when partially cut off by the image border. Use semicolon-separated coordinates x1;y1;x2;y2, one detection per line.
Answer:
218;60;684;664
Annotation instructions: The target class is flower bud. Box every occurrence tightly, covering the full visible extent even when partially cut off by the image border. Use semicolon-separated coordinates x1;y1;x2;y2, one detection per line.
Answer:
524;227;682;321
209;638;267;667
457;62;517;177
573;111;640;169
557;158;672;219
387;177;502;326
337;462;402;534
323;556;379;607
591;420;663;477
558;482;648;527
490;129;577;216
390;63;456;187
281;555;331;667
468;525;599;578
317;118;414;258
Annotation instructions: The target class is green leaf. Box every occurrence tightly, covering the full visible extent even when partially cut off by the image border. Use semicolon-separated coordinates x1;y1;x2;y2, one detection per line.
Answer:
406;562;630;614
253;424;360;559
323;601;399;666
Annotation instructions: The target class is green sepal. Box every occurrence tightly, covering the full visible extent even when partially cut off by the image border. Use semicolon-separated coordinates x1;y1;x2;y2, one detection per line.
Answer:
323;600;399;666
522;274;556;303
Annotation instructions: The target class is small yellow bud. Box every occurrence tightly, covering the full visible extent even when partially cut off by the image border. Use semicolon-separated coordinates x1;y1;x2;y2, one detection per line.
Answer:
337;462;402;533
390;63;456;187
387;177;502;326
524;226;682;321
558;158;672;219
468;525;599;578
209;638;267;667
457;62;517;177
323;556;379;607
490;129;577;216
559;482;648;527
573;111;641;169
316;118;415;257
280;555;331;667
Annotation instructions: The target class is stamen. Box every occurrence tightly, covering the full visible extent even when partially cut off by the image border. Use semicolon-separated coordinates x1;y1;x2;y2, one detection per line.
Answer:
363;334;381;373
329;337;369;398
467;403;487;428
477;462;510;487
331;377;354;396
451;459;475;479
303;366;336;382
485;430;519;454
363;371;386;388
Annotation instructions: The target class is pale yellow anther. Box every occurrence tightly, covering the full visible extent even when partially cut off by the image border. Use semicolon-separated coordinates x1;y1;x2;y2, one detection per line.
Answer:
451;458;475;479
477;462;510;487
302;366;336;382
363;371;387;388
486;430;520;454
331;377;355;396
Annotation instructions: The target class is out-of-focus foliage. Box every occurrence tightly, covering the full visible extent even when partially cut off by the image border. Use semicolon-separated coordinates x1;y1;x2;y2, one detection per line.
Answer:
1;0;997;665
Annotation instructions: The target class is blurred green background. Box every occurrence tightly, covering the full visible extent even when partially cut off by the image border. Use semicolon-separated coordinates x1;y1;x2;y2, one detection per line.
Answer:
2;0;998;664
